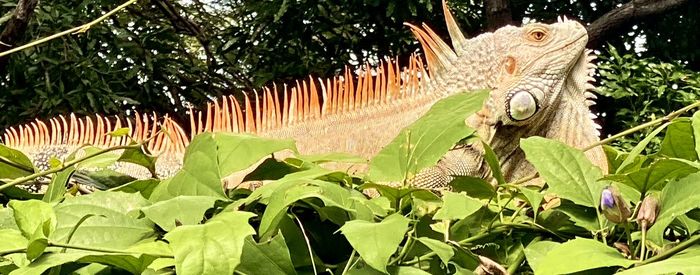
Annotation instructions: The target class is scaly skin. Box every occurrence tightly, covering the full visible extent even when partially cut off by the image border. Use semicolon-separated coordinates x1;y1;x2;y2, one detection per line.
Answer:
2;1;606;190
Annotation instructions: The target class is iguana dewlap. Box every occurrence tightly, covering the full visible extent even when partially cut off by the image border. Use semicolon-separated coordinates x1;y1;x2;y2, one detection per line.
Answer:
1;1;606;189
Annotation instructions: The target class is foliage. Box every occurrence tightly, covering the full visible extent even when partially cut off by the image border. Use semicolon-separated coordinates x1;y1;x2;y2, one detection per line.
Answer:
1;91;700;274
597;46;700;152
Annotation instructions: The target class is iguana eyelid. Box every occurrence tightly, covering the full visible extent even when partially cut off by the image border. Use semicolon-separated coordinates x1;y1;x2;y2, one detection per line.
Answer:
526;27;549;42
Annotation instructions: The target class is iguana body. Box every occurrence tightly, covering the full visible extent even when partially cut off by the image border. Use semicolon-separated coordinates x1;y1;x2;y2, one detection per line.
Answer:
2;1;606;189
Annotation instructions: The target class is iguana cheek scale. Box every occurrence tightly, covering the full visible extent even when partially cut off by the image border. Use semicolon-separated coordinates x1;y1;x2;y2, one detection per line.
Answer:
1;1;606;189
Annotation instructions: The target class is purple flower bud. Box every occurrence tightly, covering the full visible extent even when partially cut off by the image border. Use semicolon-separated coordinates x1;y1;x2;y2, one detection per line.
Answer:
601;188;615;209
600;186;631;224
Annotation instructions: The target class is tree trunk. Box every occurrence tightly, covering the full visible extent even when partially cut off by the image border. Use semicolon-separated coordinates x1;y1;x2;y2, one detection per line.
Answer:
0;0;39;74
484;0;514;31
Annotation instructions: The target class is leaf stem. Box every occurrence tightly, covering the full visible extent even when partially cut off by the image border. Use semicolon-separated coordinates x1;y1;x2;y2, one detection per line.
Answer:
389;230;415;265
636;233;700;266
0;144;141;192
341;250;356;275
0;248;25;256
507;236;542;275
292;213;318;275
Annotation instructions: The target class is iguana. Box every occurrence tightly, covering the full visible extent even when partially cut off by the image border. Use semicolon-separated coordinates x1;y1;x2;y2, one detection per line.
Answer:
1;1;607;190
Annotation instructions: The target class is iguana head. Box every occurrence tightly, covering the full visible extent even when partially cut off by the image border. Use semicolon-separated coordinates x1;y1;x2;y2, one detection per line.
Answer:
488;19;588;126
410;1;606;180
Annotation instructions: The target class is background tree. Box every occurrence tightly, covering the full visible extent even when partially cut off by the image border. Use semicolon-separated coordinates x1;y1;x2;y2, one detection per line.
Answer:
0;0;696;140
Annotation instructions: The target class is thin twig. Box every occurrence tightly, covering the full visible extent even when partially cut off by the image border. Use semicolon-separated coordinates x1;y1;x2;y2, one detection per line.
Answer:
0;0;138;58
0;144;141;192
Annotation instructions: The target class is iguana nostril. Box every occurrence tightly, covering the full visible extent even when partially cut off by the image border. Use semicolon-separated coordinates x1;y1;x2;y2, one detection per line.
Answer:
507;91;538;121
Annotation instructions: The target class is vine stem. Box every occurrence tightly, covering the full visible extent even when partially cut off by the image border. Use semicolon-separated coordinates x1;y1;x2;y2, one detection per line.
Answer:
0;242;173;258
636;233;700;266
507;236;542;275
0;144;141;192
0;0;138;58
640;226;648;261
583;99;700;152
49;242;173;258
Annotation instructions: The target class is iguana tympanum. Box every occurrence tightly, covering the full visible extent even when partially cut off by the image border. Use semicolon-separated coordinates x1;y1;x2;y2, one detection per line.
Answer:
1;1;607;190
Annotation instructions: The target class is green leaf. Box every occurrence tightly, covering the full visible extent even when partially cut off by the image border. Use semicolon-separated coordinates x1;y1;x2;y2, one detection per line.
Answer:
449;176;495;200
237;235;296;275
648;172;700;245
26;231;48;261
616;122;669;173
0;144;35;180
0;207;18;230
433;191;483;220
340;213;409;274
213;133;297;177
42;167;75;203
73;146;121;170
163;134;225;198
368;90;489;183
555;201;601;232
415;237;454;265
9;253;84;275
165;133;296;198
0;229;27;253
258;178;353;237
605;158;699;193
118;147;157;177
108;127;130;137
520;137;605;209
659;118;698;161
141;196;219;231
482;141;506;186
8;200;56;240
165;211;256;275
518;187;544;217
524;240;560;274
693;111;700;158
616;245;700;275
294;152;367;164
110;179;160;199
533;238;635;274
52;191;154;249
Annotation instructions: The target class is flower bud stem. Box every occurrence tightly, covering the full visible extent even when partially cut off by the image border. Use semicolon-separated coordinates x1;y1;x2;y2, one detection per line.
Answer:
636;233;700;266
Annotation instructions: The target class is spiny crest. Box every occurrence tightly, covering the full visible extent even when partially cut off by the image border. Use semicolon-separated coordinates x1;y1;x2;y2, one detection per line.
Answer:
2;112;189;155
189;54;429;135
404;0;465;75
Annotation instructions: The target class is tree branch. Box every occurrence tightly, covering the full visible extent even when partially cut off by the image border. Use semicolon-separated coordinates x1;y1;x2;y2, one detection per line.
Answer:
586;0;688;48
0;0;39;74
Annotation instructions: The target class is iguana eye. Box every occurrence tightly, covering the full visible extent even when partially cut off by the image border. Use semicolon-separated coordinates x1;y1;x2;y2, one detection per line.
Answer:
527;27;548;42
506;91;538;121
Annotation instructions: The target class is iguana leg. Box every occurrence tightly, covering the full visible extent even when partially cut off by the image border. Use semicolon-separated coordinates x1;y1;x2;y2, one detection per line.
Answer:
411;145;486;189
